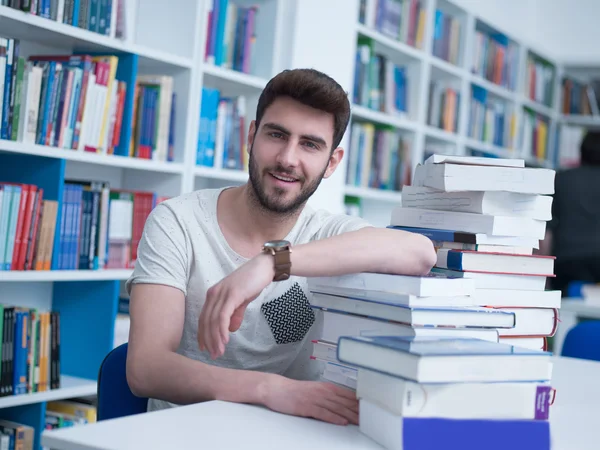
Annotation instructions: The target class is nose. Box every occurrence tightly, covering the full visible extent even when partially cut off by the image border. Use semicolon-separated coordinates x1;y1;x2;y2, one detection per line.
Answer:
275;138;300;170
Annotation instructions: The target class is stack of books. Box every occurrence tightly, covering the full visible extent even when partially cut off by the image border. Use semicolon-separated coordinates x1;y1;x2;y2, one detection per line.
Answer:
306;154;557;449
395;154;559;351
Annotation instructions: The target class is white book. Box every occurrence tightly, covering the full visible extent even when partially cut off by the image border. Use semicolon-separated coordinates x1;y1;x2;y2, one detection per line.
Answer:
310;292;515;328
337;336;553;384
402;186;553;221
424;153;525;168
433;240;533;255
470;288;561;308
436;248;555;276
321;362;357;390
499;337;546;351
390;207;547;239
357;368;552;419
308;271;475;298
319;310;499;344
413;161;555;194
431;268;548;291
493;307;558;337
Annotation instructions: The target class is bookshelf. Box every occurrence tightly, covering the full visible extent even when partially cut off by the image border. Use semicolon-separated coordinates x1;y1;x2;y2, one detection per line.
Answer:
0;0;289;447
344;0;579;222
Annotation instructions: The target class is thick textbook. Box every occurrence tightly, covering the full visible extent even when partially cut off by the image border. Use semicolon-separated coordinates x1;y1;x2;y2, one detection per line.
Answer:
336;336;553;383
307;271;475;298
357;368;553;419
413;161;555;194
390;207;547;239
388;225;539;248
359;399;551;450
423;154;526;168
401;185;553;221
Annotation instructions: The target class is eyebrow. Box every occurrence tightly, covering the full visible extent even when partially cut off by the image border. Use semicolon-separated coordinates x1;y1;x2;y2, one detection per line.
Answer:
263;122;328;148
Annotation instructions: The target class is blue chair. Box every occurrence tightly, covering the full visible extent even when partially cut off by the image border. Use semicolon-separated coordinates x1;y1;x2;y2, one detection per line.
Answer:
97;343;149;421
561;321;600;361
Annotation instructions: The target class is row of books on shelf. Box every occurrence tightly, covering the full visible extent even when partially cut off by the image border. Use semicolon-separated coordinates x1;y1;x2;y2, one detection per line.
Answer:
561;76;600;116
432;8;461;66
557;124;584;168
0;180;167;271
522;108;549;161
471;28;519;91
310;154;556;449
1;0;123;37
346;122;411;191
0;42;176;162
196;87;247;171
203;0;258;75
525;53;555;108
353;37;409;116
0;306;59;397
469;84;516;149
427;80;459;133
358;0;426;49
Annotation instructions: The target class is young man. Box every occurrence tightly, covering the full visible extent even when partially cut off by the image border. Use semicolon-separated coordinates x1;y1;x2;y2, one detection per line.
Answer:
125;68;436;426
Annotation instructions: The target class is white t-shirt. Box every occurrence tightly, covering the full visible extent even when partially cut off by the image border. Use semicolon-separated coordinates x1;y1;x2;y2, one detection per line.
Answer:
126;187;371;412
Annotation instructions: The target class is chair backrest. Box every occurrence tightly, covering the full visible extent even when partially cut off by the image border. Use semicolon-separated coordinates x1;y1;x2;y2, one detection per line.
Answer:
97;343;148;421
561;320;600;361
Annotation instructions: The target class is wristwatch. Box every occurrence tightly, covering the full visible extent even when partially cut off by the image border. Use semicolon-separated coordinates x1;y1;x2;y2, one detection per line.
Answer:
262;240;292;282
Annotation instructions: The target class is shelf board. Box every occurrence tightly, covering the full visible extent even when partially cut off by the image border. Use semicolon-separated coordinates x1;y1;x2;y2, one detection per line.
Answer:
560;114;600;128
468;74;516;101
356;23;423;62
195;166;249;183
464;139;518;159
345;185;402;202
202;64;268;93
0;6;193;69
0;375;96;408
424;126;459;144
351;105;417;131
521;97;555;118
0;269;133;282
430;56;465;79
0;140;185;174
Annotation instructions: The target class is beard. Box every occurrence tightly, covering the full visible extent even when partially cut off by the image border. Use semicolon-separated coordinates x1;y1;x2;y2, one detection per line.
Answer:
248;143;328;215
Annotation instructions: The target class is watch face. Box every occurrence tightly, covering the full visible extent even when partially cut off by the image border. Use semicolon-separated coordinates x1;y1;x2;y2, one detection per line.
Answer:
264;240;291;249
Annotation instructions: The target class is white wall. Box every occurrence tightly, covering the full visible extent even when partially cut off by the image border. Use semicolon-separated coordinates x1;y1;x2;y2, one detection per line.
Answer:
280;0;360;215
450;0;600;64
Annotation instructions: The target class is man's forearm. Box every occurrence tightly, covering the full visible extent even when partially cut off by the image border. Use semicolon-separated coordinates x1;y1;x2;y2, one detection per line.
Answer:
127;349;274;406
288;227;437;277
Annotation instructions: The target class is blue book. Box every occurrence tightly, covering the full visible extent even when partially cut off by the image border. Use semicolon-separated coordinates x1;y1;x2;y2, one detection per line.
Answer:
361;399;550;450
337;336;552;384
386;225;539;248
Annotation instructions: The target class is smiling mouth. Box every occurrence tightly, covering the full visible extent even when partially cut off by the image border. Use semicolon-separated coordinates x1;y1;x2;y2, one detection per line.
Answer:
270;172;299;183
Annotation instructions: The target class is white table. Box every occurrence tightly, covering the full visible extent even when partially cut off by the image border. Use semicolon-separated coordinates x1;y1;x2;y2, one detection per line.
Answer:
42;356;600;450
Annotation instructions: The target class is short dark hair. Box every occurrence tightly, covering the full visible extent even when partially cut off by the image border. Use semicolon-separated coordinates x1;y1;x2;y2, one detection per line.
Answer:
255;68;351;150
580;131;600;166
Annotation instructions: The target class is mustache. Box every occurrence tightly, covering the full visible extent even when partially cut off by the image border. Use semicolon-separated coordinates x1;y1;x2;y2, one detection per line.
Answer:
266;165;304;181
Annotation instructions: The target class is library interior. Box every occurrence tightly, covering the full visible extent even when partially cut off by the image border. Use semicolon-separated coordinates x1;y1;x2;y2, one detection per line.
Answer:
0;0;599;448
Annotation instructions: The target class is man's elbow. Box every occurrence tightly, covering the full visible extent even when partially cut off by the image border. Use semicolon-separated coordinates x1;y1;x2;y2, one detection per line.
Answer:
126;352;153;398
412;234;437;276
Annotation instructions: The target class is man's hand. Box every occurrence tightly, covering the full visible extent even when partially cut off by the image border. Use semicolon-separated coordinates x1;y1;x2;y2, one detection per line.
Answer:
198;253;274;359
263;376;359;426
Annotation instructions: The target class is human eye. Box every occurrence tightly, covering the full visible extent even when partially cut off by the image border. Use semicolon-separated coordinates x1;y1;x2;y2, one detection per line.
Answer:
302;140;318;150
269;131;284;139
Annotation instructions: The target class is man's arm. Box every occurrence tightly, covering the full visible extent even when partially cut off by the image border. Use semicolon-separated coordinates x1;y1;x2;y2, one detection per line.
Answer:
126;283;359;425
126;283;268;405
198;227;437;358
288;226;437;277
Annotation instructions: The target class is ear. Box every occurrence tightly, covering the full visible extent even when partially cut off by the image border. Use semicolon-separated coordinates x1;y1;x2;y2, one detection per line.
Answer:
247;120;257;154
323;147;344;179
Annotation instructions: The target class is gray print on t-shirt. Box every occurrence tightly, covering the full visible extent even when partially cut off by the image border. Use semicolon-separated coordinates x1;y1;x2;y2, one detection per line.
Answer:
261;282;316;345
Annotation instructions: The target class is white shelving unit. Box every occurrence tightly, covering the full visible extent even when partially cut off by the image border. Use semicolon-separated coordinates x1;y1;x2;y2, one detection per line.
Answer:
343;0;574;223
0;376;96;409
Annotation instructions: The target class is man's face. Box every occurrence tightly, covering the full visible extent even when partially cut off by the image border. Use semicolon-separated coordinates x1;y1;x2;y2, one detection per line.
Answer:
247;96;343;215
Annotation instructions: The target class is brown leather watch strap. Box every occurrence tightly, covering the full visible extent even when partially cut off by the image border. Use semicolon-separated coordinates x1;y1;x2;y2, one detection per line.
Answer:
273;249;291;282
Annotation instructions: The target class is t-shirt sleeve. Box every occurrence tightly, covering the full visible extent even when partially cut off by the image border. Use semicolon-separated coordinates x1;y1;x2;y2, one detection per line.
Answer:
310;210;373;241
125;203;189;296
